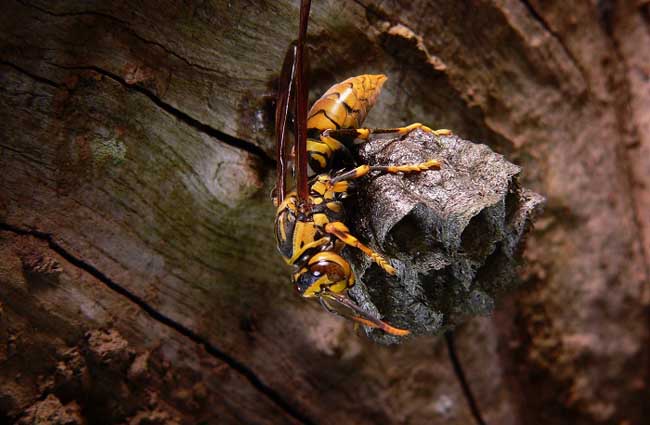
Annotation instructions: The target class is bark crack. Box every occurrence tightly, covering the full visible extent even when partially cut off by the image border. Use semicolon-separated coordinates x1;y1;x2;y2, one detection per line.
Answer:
0;222;314;425
46;61;274;164
16;0;129;24
0;59;61;88
1;56;273;165
445;332;487;425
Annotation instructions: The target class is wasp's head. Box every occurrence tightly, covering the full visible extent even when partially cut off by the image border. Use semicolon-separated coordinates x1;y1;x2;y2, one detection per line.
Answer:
292;252;354;297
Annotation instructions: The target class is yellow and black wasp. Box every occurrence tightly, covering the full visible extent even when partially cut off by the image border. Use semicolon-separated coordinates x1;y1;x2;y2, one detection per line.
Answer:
273;0;451;336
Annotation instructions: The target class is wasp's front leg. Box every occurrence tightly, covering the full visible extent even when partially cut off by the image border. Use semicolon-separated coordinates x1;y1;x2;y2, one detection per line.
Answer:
324;221;396;275
331;160;441;183
323;124;452;142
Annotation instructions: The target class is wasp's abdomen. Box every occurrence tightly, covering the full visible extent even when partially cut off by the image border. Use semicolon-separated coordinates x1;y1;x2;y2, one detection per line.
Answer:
307;74;387;131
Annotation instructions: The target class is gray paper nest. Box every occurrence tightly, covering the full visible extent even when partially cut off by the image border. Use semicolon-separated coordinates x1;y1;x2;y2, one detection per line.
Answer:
345;129;545;344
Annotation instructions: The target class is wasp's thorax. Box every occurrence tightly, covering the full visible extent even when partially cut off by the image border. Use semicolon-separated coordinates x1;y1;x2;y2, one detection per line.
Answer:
275;174;352;296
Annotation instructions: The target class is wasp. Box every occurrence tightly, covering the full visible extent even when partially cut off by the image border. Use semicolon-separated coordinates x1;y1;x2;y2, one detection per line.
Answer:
273;0;450;336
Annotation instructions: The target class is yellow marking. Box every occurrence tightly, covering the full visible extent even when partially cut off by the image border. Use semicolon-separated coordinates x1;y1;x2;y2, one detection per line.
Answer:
311;181;327;195
357;129;370;139
328;281;348;293
326;202;341;213
313;197;323;204
295;221;317;246
307;139;330;153
320;135;344;152
309;251;344;266
331;181;349;192
287;238;327;264
287;222;327;264
313;213;330;227
303;275;328;297
312;153;327;168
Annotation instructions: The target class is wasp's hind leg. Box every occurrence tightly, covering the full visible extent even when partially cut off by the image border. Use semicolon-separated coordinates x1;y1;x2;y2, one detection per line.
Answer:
324;221;396;275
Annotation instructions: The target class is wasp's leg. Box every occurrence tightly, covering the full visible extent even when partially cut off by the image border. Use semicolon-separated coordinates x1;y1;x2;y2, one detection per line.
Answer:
324;221;396;275
331;160;441;184
323;125;452;142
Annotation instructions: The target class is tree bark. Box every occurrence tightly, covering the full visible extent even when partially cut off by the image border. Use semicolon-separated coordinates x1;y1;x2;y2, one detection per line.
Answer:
1;1;648;424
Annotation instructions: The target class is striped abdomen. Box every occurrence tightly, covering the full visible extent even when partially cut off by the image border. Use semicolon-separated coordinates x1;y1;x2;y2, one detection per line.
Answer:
307;74;387;131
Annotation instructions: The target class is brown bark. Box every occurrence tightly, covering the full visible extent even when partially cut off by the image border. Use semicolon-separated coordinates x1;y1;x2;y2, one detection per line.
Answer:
0;0;648;424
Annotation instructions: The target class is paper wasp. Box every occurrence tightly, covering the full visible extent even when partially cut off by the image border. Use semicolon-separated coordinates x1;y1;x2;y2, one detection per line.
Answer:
273;0;450;336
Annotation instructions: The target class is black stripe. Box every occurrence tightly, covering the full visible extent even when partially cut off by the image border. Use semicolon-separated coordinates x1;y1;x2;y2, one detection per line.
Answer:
340;99;361;115
321;110;341;129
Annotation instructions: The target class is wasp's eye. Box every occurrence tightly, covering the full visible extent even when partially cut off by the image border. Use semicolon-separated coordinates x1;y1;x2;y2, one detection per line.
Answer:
310;261;344;281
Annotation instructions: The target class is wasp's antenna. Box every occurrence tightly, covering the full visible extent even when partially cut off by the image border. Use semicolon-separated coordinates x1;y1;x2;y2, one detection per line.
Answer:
319;290;410;336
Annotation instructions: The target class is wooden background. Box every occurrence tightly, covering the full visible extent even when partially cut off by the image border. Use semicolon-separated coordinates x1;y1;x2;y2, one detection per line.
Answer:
1;0;648;424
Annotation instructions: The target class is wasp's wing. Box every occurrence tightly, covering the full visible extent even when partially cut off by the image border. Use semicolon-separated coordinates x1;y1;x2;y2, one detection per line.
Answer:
275;0;311;204
294;0;311;202
275;42;298;204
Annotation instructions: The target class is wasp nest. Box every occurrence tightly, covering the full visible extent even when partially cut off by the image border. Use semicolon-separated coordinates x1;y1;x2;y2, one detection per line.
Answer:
346;129;545;344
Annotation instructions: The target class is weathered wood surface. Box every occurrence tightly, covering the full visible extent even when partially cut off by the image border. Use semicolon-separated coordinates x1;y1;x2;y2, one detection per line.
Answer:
1;0;648;424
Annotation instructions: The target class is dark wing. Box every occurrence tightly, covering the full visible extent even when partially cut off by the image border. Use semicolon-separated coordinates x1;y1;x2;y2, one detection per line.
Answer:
294;0;311;202
275;42;297;204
